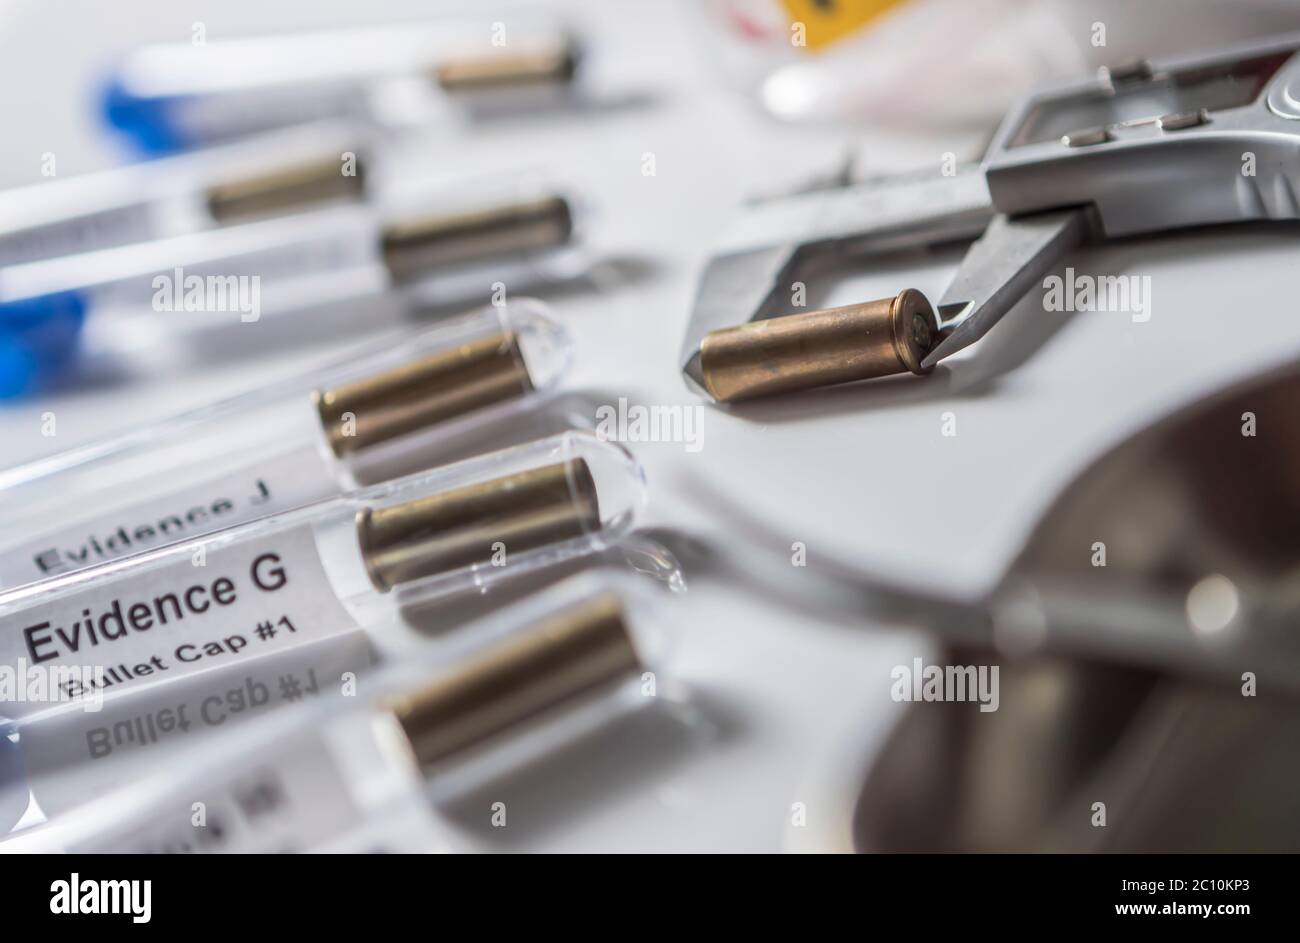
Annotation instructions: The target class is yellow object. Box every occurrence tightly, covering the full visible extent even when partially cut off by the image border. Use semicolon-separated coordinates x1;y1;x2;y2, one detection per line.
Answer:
780;0;908;51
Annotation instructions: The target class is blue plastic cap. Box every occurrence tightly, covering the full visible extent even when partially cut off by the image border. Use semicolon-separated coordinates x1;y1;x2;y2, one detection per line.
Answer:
0;292;87;399
99;75;190;155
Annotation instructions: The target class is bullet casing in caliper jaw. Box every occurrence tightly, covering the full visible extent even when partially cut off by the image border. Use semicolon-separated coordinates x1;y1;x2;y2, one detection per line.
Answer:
680;166;992;402
698;290;938;403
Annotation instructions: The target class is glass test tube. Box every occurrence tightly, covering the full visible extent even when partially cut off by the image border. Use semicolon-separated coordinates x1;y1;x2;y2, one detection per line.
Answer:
0;301;571;590
0;174;583;323
0;431;647;729
0;122;381;267
101;16;586;154
2;573;671;853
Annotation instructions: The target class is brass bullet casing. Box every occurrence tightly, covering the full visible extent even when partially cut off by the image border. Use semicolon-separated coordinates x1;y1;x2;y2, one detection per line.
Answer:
434;38;579;94
698;289;938;403
380;195;573;283
206;153;366;224
357;458;601;591
388;592;638;766
314;330;533;458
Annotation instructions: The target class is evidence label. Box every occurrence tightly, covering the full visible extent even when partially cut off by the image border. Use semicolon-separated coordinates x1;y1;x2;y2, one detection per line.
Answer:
0;525;356;718
0;444;338;589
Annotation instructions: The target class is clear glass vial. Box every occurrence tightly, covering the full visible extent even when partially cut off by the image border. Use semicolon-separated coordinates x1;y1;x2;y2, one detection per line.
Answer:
0;174;585;323
0;430;647;724
0;121;385;267
3;572;672;852
0;300;572;589
99;14;590;154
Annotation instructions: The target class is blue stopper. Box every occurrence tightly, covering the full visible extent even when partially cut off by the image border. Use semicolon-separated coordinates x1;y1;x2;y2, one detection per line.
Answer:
0;291;87;399
100;75;190;156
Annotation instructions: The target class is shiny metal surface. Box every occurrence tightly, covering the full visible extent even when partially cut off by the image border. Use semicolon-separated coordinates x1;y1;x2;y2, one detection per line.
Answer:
381;195;573;282
206;152;366;223
923;207;1094;368
696;291;936;402
851;359;1300;851
314;330;532;457
389;592;639;767
357;458;600;591
854;654;1300;852
434;37;579;94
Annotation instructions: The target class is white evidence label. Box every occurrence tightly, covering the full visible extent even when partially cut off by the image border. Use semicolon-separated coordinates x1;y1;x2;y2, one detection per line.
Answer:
0;524;359;718
0;444;339;588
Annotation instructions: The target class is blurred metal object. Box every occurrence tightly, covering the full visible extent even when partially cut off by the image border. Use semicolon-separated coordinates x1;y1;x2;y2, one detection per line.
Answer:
997;352;1300;669
314;330;532;457
696;291;936;402
671;358;1300;850
854;652;1300;852
388;592;637;766
357;458;601;591
909;361;1300;849
206;153;367;224
381;195;573;282
435;37;580;94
